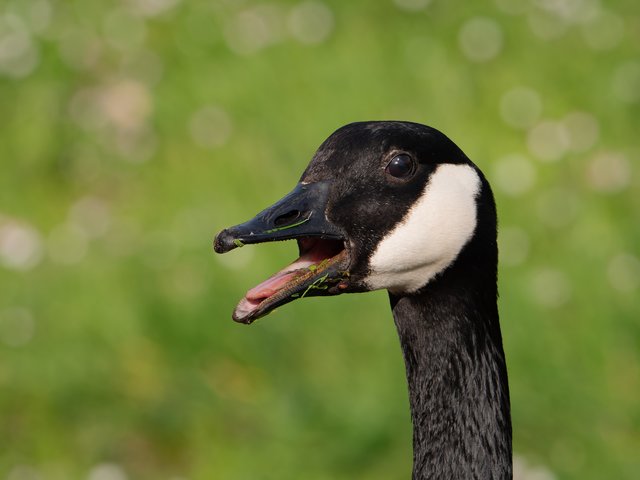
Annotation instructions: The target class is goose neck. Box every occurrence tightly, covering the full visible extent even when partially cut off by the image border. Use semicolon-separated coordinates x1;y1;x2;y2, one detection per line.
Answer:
390;281;512;479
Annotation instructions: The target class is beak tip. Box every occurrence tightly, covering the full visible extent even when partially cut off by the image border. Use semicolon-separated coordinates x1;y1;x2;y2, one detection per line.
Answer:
213;229;236;254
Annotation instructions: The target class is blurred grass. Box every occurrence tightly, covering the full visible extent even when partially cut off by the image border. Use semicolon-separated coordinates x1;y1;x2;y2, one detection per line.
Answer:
1;0;639;479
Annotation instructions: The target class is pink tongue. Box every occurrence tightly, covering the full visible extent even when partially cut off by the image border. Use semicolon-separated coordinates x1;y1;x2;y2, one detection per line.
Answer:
246;270;300;301
242;238;338;306
245;254;317;301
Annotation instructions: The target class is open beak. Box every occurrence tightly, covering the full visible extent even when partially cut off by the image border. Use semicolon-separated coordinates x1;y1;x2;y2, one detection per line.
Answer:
214;181;351;324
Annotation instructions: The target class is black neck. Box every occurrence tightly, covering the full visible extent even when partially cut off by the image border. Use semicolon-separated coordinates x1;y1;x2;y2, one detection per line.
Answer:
390;262;512;479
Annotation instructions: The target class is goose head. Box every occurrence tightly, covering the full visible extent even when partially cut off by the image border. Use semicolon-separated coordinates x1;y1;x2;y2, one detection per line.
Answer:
214;121;494;323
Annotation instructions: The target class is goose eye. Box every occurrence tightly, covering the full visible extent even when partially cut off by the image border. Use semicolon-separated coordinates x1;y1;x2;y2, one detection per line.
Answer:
386;154;414;178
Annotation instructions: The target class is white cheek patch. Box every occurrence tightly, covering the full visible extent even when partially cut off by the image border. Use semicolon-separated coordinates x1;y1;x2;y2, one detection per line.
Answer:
366;163;481;293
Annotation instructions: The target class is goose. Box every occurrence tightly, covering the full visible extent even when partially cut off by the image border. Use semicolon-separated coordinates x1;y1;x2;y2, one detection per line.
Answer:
213;121;512;479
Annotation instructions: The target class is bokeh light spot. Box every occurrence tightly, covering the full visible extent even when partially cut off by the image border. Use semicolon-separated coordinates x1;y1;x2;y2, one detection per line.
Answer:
68;79;156;162
224;5;285;55
6;465;42;480
0;307;36;348
393;0;433;12
500;87;543;129
56;29;103;72
114;124;158;163
6;0;52;34
563;111;599;153
536;188;580;228
513;454;556;480
100;80;153;132
562;0;601;24
87;464;128;480
70;197;111;239
527;8;568;40
458;17;503;63
581;10;624;51
102;9;147;50
527;120;570;162
120;49;165;86
0;218;43;271
69;80;153;133
493;154;537;196
216;243;255;269
189;106;233;149
586;151;632;193
69;88;108;131
529;268;572;309
288;1;334;45
129;0;182;18
47;223;89;265
0;14;39;78
607;253;640;293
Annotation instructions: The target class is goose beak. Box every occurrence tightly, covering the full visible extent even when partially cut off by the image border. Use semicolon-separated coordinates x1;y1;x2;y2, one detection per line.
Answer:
214;181;351;324
214;181;343;253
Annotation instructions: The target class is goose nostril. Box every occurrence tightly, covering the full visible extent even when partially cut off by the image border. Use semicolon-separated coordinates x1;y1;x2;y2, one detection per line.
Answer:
273;210;301;227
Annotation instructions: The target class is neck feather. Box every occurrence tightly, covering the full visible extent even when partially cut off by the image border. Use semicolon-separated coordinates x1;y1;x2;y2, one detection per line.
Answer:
390;259;512;480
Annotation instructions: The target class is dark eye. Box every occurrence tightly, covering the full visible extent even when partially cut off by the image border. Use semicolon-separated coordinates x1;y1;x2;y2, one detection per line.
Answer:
386;154;414;178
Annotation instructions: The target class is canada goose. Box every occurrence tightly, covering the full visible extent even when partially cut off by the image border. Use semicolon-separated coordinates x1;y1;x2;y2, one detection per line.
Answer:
214;121;512;479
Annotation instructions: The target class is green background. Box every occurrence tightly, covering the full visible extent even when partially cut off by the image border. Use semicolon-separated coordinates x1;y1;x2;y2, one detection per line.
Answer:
1;0;639;479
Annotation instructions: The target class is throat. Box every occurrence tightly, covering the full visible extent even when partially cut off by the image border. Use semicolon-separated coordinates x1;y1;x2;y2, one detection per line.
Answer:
390;281;512;479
